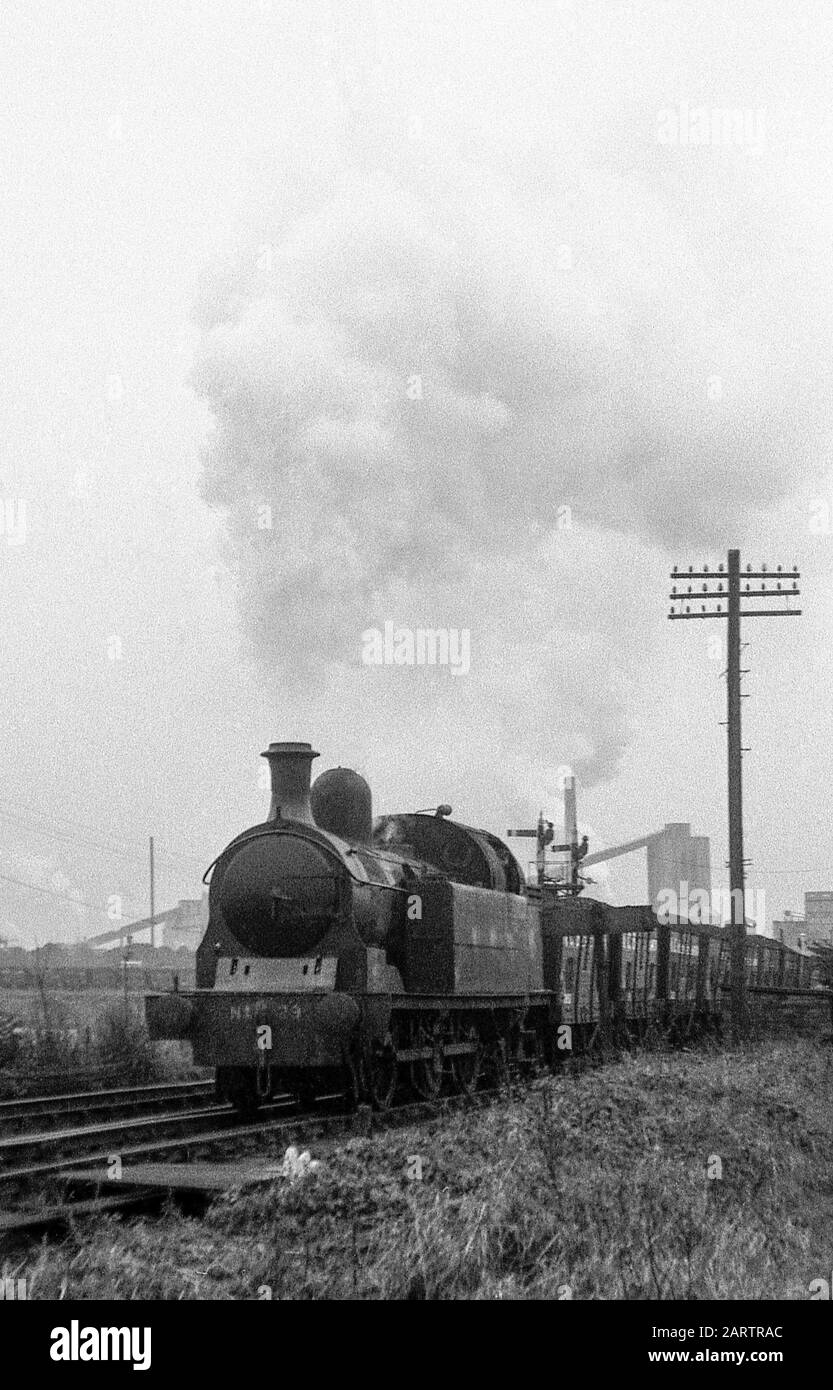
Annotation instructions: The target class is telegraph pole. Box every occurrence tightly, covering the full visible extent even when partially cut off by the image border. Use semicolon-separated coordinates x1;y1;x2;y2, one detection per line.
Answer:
725;551;746;1043
149;836;155;950
669;551;800;1041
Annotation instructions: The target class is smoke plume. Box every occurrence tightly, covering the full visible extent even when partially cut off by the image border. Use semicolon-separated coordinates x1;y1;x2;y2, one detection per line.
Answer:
190;7;833;810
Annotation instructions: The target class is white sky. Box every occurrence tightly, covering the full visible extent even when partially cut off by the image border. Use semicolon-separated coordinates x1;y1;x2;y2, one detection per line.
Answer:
2;0;833;942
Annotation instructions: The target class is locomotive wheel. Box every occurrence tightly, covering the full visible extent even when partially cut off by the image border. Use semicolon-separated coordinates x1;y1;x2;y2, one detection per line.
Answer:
451;1021;481;1096
483;1036;508;1089
409;1018;444;1100
219;1067;261;1120
342;1051;362;1111
366;1035;398;1110
294;1079;319;1110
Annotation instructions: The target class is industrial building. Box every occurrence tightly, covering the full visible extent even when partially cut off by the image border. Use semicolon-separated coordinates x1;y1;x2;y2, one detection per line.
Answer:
84;895;208;953
773;892;833;952
581;821;713;922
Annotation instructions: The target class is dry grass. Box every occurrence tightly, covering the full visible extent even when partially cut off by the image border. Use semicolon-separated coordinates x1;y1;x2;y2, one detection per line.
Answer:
0;987;195;1090
1;984;148;1037
14;1038;833;1300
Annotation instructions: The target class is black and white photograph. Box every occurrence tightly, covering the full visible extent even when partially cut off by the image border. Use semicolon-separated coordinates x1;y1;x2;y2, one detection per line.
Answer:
1;0;831;1356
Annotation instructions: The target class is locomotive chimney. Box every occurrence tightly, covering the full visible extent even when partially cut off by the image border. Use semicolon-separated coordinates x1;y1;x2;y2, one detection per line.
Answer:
260;741;319;823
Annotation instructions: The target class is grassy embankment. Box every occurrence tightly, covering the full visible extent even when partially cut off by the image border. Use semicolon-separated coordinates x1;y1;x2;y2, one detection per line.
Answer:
0;987;193;1089
12;1038;832;1300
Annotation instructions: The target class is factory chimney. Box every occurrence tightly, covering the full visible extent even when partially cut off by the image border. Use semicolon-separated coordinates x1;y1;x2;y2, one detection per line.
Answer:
260;741;319;824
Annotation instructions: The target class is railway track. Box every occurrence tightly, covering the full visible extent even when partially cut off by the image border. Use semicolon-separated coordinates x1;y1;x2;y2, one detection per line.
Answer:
0;1097;305;1185
0;1071;377;1191
0;1080;507;1239
0;1109;307;1240
0;1078;217;1135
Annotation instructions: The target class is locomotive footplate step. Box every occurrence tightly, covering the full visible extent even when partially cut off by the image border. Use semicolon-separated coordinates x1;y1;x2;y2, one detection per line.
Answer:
59;1160;293;1195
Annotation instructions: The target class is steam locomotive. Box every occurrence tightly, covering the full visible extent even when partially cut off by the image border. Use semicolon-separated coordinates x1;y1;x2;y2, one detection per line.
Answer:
145;740;822;1114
